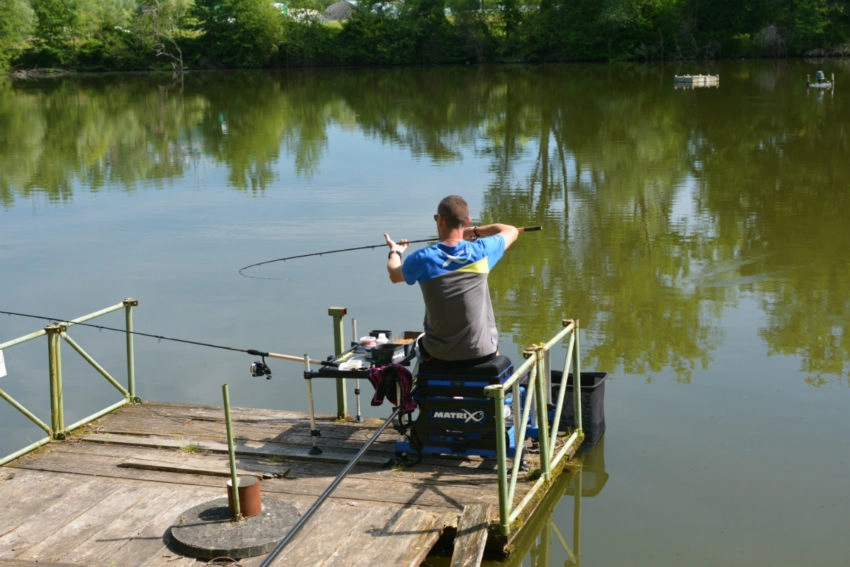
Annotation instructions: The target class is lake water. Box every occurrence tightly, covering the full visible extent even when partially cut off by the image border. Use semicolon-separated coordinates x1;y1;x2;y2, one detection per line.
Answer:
1;60;849;566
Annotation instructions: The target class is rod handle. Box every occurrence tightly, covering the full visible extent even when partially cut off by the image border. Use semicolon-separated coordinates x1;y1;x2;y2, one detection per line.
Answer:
519;226;542;232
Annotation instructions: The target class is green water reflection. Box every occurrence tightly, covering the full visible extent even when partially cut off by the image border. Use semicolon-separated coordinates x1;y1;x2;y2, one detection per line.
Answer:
3;61;849;566
2;62;848;390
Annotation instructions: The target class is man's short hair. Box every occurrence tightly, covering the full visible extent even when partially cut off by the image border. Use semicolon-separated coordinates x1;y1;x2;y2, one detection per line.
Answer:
437;195;469;228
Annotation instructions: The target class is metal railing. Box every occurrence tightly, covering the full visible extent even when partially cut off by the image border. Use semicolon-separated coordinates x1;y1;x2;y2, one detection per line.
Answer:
0;299;139;465
485;318;583;536
306;311;585;538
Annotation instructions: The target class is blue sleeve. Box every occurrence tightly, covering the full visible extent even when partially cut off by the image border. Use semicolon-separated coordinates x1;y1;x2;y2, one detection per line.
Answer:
480;234;506;269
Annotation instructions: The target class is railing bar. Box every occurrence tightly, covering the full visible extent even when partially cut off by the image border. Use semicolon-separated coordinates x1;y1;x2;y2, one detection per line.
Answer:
492;355;536;391
548;332;575;457
551;431;581;470
0;438;51;467
490;384;510;533
508;475;548;525
66;303;125;325
61;332;130;398
541;320;575;352
0;388;52;434
0;329;47;350
507;369;539;504
573;321;582;438
64;399;129;434
534;350;552;480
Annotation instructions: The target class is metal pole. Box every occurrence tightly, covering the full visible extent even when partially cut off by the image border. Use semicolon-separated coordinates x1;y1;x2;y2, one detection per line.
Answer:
352;318;363;422
574;320;583;441
223;384;241;519
123;298;138;401
491;385;510;535
46;324;65;439
535;346;552;481
328;307;348;419
304;355;322;455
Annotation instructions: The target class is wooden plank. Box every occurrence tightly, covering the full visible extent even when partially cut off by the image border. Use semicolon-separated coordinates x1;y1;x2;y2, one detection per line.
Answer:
272;500;375;564
117;456;289;479
0;475;126;560
71;436;504;485
0;560;79;567
450;503;492;567
10;440;510;516
272;500;443;567
61;486;191;566
17;483;149;562
349;505;445;567
8;443;495;516
88;402;400;445
81;432;395;467
0;471;78;535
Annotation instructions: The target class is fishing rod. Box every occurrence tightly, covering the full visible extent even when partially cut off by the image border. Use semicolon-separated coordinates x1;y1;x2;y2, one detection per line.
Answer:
238;225;542;278
0;309;323;378
238;236;438;278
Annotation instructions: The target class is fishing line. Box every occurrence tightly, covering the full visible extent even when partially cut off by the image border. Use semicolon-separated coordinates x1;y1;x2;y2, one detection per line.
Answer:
237;225;542;279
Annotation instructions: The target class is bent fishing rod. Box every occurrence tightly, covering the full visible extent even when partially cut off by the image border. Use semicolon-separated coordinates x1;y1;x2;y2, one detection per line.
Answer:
238;225;542;278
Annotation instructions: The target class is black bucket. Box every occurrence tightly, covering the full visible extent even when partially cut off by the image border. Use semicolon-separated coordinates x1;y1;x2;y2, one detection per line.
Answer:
550;371;607;445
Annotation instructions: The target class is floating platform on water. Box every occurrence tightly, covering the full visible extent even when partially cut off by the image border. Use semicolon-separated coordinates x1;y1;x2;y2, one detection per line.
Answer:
807;71;835;90
0;401;575;566
674;74;720;88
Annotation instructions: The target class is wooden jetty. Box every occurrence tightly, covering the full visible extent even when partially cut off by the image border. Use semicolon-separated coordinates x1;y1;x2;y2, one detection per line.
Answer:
0;302;588;566
674;74;719;88
0;401;574;566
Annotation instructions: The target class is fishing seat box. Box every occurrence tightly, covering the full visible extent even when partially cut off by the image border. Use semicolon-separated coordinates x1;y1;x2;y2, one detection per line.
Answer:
398;355;518;458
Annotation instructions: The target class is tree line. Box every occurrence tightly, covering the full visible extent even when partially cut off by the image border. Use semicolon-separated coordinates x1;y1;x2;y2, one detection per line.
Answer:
2;0;849;74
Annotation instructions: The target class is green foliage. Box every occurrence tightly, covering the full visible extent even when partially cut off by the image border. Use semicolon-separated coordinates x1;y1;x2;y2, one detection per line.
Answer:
32;0;78;47
0;0;36;70
274;19;341;66
3;0;850;71
337;2;417;65
191;0;285;67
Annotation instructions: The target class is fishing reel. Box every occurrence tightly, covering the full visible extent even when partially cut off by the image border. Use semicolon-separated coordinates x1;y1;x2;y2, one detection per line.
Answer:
250;357;272;379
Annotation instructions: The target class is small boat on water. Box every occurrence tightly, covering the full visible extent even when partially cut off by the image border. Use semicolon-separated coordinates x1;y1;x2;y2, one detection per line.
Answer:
807;70;835;89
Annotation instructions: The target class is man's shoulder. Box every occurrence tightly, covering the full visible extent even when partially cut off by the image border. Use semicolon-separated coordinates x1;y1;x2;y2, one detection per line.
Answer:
407;244;442;263
476;234;505;253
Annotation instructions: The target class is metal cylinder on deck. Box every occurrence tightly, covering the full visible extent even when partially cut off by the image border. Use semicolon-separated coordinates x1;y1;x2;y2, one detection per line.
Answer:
227;475;262;518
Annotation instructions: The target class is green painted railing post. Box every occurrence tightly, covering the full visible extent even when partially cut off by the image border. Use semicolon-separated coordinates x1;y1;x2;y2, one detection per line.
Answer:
573;320;583;440
123;298;139;402
328;306;348;419
491;385;510;534
223;383;241;519
45;324;65;439
533;345;552;481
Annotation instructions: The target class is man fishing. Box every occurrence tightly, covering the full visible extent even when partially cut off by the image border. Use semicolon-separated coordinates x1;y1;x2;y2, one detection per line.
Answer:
384;195;519;367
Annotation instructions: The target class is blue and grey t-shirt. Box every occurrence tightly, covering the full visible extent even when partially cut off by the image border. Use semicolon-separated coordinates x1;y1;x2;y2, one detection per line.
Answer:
402;235;506;361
